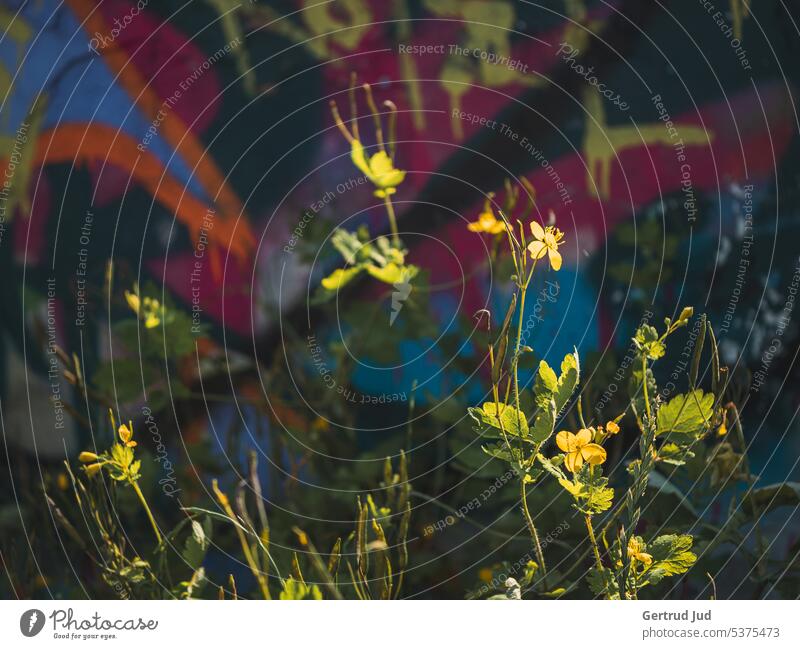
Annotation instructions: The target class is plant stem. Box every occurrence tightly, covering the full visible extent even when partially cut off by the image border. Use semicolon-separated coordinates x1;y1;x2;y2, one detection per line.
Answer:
585;514;603;571
213;481;272;599
641;354;652;422
520;479;548;588
383;195;400;245
729;403;768;580
130;480;162;545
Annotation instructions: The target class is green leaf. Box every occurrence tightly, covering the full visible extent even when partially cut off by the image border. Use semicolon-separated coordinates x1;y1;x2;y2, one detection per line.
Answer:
536;454;567;482
656;390;714;437
469;402;529;440
331;228;369;265
634;324;665;360
645;534;697;585
587;566;618;598
528;397;556;443
527;354;578;444
534;360;558;397
579;483;614;514
553;351;580;414
571;464;614;514
481;442;524;464
656;442;695;466
279;577;323;600
741;482;800;516
182;517;212;571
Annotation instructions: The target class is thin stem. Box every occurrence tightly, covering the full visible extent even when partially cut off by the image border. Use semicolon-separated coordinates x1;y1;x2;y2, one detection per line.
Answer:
130;480;162;545
585;514;603;571
383;195;400;245
641;354;652;422
729;403;767;579
521;479;548;587
213;481;271;599
362;83;385;151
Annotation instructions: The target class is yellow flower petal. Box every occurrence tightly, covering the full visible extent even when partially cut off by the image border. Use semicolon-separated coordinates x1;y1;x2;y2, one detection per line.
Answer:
564;451;580;473
118;423;133;444
350;139;372;178
548;247;562;271
556;430;576;453
606;421;620;435
580;443;607;465
544;231;558;248
529;220;545;240
527;240;548;260
124;291;140;315
575;428;593;446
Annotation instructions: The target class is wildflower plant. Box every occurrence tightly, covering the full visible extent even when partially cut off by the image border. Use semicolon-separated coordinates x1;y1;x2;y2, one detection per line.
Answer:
79;410;159;544
28;79;800;603
319;77;418;302
465;199;710;599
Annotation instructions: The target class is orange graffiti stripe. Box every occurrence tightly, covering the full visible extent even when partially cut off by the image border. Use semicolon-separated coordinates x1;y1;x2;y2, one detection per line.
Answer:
28;124;251;262
64;0;254;262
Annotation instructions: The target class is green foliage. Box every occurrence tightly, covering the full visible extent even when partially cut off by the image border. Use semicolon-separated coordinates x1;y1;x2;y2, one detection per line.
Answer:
587;566;618;599
529;352;579;444
742;482;800;515
553;351;580;415
182;518;212;571
644;534;698;585
560;465;614;515
657;390;714;438
470;402;529;440
633;324;665;360
279;577;323;600
317;227;419;301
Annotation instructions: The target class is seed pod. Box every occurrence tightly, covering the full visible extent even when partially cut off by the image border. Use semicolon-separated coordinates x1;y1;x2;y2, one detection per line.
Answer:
689;314;707;389
492;292;518;386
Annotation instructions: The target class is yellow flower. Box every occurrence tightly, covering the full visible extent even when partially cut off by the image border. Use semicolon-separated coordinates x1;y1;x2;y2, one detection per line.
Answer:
717;422;727;437
125;290;140;314
605;420;620;436
78;451;100;463
141;297;162;328
56;472;69;491
351;140;406;198
527;220;565;270
125;289;162;328
555;428;607;473
627;537;653;566
331;79;405;199
467;198;506;234
118;422;137;448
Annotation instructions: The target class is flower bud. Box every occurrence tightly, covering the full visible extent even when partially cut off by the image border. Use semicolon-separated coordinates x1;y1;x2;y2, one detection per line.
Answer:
85;463;103;477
